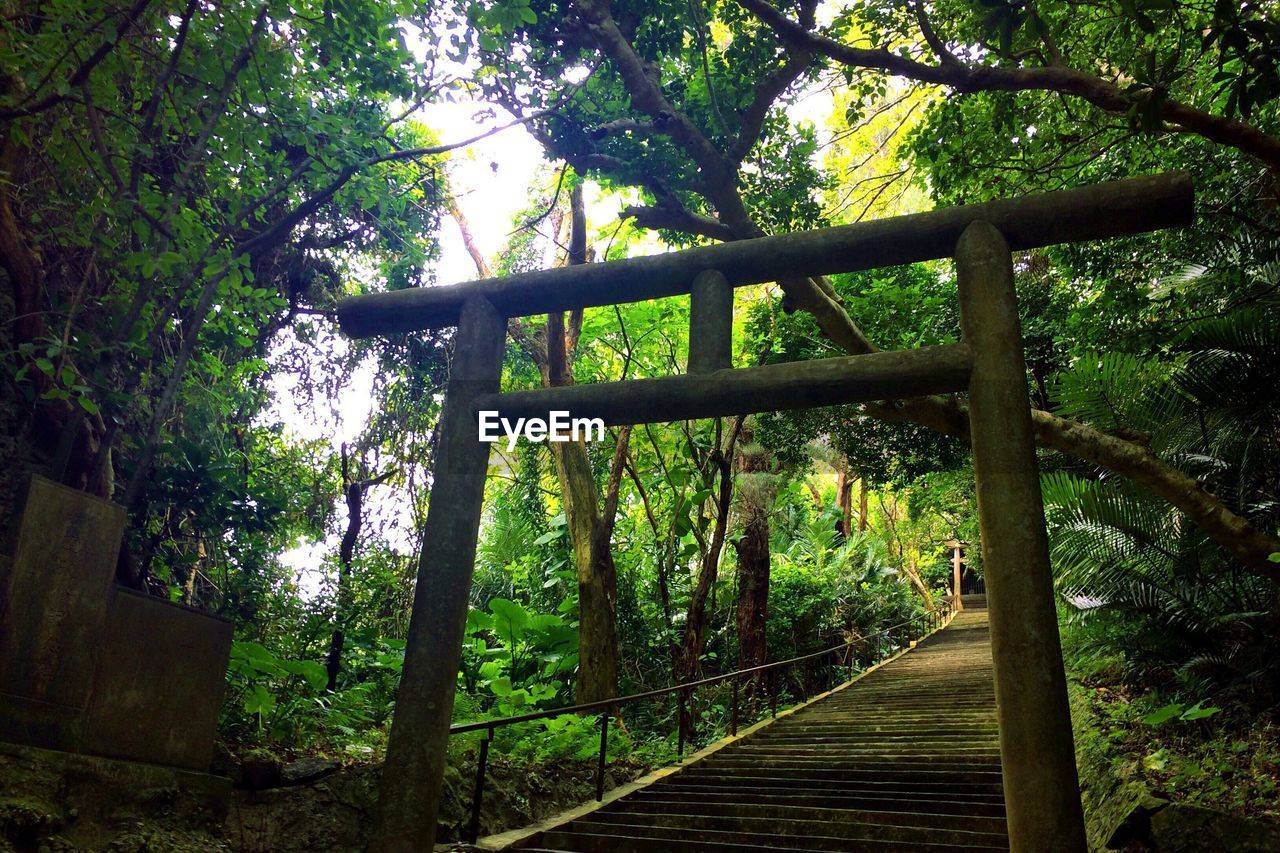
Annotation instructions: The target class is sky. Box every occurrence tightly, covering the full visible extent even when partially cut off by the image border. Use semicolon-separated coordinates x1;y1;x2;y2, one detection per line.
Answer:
268;97;552;595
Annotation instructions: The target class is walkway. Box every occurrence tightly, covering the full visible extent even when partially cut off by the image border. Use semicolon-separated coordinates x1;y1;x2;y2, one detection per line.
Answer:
508;599;1007;851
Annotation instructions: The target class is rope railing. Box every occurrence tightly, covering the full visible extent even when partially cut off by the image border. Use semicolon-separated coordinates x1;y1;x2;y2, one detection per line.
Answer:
451;602;956;843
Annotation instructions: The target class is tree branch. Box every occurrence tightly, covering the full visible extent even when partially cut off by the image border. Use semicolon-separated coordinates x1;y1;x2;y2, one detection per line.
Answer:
728;46;814;164
621;200;734;241
736;0;1280;173
0;0;155;120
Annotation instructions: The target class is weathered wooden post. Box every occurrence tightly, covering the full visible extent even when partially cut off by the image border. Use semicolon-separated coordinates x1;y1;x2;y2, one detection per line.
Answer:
948;539;965;609
373;296;507;853
956;221;1086;852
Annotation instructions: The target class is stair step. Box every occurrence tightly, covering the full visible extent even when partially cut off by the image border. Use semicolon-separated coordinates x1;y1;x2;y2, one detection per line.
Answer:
629;788;1008;816
650;778;1008;799
516;609;1012;852
602;799;1009;833
538;829;1003;852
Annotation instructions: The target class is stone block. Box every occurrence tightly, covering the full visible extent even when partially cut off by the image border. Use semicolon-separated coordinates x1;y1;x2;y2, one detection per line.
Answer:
84;588;233;771
0;476;124;748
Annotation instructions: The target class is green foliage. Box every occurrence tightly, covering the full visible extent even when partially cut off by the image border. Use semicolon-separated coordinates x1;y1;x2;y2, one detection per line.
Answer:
460;596;578;716
1143;701;1223;727
767;516;920;662
1045;278;1280;702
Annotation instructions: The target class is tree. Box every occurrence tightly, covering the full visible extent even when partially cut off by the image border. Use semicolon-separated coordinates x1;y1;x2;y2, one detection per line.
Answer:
0;0;502;593
452;178;631;703
325;445;394;691
453;0;1280;577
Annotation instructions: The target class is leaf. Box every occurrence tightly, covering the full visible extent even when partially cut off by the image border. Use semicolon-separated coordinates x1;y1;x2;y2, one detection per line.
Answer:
244;684;276;716
1180;701;1222;721
281;659;329;691
532;529;561;546
488;597;530;642
1143;748;1171;771
466;609;494;633
1142;702;1184;726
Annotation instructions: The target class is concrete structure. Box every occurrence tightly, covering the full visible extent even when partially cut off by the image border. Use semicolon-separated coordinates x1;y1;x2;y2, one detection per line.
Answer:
0;476;233;772
338;173;1195;852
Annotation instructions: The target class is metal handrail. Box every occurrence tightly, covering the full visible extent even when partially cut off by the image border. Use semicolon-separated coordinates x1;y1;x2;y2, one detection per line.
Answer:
453;602;954;842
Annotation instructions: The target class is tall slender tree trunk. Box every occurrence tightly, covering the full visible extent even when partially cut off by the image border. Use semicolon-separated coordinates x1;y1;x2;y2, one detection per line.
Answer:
677;419;741;737
326;446;393;691
550;425;630;703
734;437;772;672
448;181;629;703
859;478;869;532
836;468;853;538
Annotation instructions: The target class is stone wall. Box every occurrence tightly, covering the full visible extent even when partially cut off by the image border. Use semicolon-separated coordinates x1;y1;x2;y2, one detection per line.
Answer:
0;476;232;772
1071;680;1280;852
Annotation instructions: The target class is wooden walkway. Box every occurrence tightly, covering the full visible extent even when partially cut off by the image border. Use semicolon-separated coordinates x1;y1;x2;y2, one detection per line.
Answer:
506;600;1007;851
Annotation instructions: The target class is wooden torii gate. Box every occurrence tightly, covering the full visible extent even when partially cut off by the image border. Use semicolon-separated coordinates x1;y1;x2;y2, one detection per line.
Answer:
337;173;1193;853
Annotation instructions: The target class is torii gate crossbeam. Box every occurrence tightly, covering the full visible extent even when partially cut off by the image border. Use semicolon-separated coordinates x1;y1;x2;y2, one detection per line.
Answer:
337;173;1194;853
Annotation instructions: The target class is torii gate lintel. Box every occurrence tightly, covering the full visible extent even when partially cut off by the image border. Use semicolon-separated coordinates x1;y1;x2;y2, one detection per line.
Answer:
340;173;1194;853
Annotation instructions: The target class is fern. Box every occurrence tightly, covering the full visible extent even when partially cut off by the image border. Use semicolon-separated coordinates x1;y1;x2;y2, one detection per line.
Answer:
1044;469;1279;699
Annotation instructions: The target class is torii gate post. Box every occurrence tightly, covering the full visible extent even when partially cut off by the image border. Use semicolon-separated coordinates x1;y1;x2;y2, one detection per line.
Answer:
373;297;506;851
957;222;1086;850
338;174;1193;853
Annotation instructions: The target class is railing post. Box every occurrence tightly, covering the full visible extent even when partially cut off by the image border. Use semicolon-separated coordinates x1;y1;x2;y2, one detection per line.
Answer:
956;221;1086;852
374;296;506;852
677;689;686;757
770;673;778;718
730;677;739;736
466;728;493;844
596;712;609;801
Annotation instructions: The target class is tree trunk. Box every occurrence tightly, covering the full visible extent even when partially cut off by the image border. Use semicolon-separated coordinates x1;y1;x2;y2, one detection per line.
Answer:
836;468;853;538
899;561;936;613
858;478;868;533
551;428;630;703
326;449;392;692
734;506;770;670
451;183;628;702
677;420;741;738
734;438;772;671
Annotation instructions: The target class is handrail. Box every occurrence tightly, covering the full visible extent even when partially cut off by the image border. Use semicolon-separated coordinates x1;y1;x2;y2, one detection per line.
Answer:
451;610;934;735
452;602;954;842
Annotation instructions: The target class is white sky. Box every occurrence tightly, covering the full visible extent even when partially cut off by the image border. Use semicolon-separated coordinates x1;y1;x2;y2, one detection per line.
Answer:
269;94;563;595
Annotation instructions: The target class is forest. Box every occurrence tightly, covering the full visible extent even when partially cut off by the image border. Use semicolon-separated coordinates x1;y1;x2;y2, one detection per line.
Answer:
1;0;1278;851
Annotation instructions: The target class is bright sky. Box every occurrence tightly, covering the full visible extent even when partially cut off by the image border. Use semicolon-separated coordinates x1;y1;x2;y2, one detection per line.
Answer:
271;81;590;595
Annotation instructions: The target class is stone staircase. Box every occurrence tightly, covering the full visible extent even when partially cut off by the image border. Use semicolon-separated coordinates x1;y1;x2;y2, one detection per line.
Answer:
510;605;1006;852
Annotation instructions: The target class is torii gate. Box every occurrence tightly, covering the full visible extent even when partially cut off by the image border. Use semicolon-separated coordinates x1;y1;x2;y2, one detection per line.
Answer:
337;173;1193;853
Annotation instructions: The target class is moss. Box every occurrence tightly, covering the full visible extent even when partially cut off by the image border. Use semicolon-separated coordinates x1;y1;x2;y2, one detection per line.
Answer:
0;744;228;852
0;797;60;849
1071;679;1167;851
